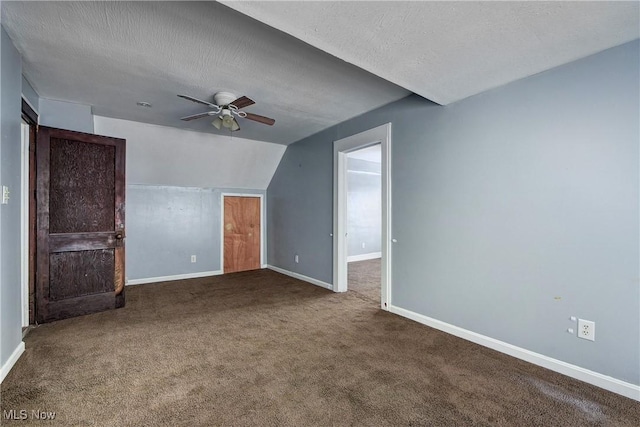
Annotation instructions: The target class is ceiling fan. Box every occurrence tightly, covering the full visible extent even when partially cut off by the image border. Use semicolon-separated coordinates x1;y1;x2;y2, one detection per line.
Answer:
177;91;275;132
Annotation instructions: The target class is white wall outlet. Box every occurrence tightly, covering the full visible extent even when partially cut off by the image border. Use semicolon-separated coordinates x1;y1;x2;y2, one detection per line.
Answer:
361;242;366;249
294;254;299;263
578;319;595;341
191;255;196;263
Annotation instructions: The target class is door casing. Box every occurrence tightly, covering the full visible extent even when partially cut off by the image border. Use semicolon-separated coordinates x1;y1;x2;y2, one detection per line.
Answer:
21;98;38;326
333;123;392;310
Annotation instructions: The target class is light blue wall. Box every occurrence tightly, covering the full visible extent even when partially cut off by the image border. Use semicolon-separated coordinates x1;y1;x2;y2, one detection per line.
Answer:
126;185;266;281
267;40;640;385
0;26;24;374
39;98;93;133
347;158;381;257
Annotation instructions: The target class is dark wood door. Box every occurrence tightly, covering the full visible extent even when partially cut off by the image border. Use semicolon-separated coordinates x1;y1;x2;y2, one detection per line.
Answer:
36;127;126;323
224;196;261;273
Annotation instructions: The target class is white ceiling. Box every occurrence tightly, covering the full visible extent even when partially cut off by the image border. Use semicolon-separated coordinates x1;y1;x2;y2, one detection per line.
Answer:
1;1;408;145
224;1;640;105
3;1;639;146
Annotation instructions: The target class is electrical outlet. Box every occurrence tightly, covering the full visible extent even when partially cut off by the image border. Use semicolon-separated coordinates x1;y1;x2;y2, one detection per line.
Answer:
191;255;196;263
577;319;595;341
361;242;366;249
294;254;299;263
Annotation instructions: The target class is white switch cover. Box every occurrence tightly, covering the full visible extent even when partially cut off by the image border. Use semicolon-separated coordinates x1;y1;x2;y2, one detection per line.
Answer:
191;255;196;263
1;186;9;204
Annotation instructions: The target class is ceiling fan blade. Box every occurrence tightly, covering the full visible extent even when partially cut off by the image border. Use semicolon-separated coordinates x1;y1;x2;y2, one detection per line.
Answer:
230;96;255;109
177;94;218;108
180;111;213;121
244;112;275;126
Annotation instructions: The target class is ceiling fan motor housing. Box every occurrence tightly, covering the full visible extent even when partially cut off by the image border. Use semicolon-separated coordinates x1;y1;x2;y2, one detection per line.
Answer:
213;91;237;107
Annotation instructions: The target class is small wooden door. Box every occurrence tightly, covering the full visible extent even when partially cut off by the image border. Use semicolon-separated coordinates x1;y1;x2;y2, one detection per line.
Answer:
36;127;126;323
223;196;261;273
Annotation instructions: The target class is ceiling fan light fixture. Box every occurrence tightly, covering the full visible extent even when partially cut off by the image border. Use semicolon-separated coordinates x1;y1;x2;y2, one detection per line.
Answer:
212;117;223;130
222;111;235;128
179;91;274;131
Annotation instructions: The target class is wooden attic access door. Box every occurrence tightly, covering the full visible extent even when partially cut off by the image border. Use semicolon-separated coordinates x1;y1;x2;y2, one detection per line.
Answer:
223;195;262;273
36;127;126;323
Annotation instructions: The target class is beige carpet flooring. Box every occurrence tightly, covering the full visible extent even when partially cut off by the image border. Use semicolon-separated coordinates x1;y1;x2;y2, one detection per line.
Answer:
348;258;381;303
2;269;639;426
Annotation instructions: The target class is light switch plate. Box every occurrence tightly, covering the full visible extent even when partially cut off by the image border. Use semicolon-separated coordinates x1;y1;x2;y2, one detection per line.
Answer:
1;186;9;204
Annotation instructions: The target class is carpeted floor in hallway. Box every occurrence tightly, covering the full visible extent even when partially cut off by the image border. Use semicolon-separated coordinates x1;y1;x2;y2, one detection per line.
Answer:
348;258;381;303
2;269;639;426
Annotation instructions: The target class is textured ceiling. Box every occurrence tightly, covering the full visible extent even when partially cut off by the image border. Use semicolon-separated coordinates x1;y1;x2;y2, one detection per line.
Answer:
223;1;640;105
1;1;409;145
3;2;638;146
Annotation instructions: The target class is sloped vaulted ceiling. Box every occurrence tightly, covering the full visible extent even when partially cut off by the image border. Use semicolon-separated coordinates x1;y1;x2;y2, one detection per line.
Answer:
222;1;640;105
2;1;639;145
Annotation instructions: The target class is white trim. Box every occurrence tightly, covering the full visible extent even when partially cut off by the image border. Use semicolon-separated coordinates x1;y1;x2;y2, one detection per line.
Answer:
126;270;222;286
221;193;265;273
334;150;348;291
1;342;25;384
389;305;640;401
267;265;333;291
333;123;392;311
20;122;30;327
347;252;382;263
347;170;381;176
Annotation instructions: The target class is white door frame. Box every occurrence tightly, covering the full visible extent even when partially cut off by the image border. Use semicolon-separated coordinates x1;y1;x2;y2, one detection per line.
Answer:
20;121;30;327
220;193;266;273
333;123;392;310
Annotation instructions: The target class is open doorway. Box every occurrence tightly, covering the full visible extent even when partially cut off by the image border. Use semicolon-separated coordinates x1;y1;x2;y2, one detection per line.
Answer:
346;145;382;302
333;123;392;310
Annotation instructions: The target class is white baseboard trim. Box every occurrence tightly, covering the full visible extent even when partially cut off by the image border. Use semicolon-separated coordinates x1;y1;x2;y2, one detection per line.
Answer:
1;341;25;383
347;252;382;263
126;270;223;286
267;265;333;291
389;305;640;401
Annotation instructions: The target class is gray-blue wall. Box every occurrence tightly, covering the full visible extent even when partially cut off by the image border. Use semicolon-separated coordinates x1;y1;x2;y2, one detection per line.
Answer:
267;40;640;385
39;98;93;133
267;132;334;278
127;185;265;281
0;26;24;374
347;158;381;258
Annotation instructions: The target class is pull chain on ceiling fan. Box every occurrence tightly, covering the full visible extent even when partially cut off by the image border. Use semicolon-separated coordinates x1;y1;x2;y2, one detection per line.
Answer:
178;91;275;132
